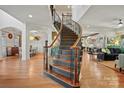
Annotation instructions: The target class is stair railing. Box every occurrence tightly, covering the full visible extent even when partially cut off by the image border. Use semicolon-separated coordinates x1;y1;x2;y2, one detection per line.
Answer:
44;6;82;87
43;7;63;71
71;19;82;86
63;13;82;85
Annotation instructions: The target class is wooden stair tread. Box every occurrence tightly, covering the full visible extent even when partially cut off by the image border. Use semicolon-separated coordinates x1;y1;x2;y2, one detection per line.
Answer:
58;54;77;56
62;34;77;36
61;38;77;40
54;58;71;63
62;36;77;38
59;45;71;47
46;70;79;87
60;54;71;57
57;54;77;57
57;53;71;57
50;64;72;72
48;70;71;83
60;49;71;51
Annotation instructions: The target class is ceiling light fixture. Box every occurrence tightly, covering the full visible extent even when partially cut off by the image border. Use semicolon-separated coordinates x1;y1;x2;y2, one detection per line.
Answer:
118;19;123;27
87;25;90;28
67;5;71;9
28;14;33;18
30;30;38;33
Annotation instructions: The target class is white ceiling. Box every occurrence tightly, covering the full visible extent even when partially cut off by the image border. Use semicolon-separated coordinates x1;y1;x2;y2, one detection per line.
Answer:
0;5;52;31
80;5;124;30
55;5;71;15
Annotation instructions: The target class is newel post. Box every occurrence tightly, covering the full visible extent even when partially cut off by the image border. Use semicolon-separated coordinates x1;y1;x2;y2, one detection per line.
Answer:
71;47;80;85
44;40;48;71
74;47;79;84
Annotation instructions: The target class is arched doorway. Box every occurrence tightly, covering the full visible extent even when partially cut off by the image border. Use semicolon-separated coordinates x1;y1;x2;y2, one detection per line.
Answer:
0;27;22;59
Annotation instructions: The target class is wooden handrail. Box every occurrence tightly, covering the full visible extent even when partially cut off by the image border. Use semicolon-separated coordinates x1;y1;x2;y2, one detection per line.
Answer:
46;11;63;48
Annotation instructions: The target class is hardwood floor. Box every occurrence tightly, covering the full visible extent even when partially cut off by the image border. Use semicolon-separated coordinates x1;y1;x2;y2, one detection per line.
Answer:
80;52;124;88
1;52;124;88
99;61;116;70
0;54;63;88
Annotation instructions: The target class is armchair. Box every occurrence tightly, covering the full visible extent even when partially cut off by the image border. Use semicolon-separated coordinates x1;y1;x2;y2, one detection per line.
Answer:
115;54;124;72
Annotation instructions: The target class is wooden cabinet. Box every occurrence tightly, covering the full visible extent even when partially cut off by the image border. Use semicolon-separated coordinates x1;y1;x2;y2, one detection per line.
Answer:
11;47;19;56
6;47;19;56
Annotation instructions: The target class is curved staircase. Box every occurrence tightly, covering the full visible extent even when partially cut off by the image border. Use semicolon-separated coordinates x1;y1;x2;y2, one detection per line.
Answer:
43;6;82;88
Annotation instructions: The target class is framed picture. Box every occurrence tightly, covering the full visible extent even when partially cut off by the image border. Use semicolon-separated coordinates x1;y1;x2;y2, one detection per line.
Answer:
8;33;13;39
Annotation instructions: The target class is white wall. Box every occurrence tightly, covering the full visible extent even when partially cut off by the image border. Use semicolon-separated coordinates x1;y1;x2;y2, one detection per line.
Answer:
81;25;117;48
39;32;48;53
40;27;52;54
0;9;27;60
72;5;91;22
0;31;2;57
29;26;53;53
115;27;124;33
30;31;48;53
0;9;53;60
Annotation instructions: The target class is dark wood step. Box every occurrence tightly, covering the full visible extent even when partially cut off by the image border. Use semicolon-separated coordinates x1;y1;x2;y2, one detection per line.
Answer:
61;33;77;36
55;53;78;61
59;46;71;49
53;58;71;63
50;64;74;78
61;41;75;45
53;59;74;67
50;64;72;73
59;55;71;60
60;44;74;46
61;49;72;55
61;37;77;40
62;35;78;37
60;44;73;46
61;38;77;41
60;54;71;57
61;39;77;42
60;45;71;47
44;71;80;88
60;49;72;51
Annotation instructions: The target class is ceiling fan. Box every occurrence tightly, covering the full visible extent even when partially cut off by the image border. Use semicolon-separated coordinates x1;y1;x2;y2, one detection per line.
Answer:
111;18;124;28
118;19;123;27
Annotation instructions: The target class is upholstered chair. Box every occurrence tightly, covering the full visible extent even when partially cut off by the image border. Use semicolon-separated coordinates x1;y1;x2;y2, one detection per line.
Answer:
115;54;124;72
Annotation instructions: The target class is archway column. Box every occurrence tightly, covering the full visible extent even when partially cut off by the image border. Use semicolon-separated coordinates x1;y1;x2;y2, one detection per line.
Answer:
0;31;2;58
21;26;30;61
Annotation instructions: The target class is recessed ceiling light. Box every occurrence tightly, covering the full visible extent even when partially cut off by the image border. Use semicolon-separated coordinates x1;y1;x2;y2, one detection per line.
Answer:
30;30;38;33
28;14;32;18
67;5;71;9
